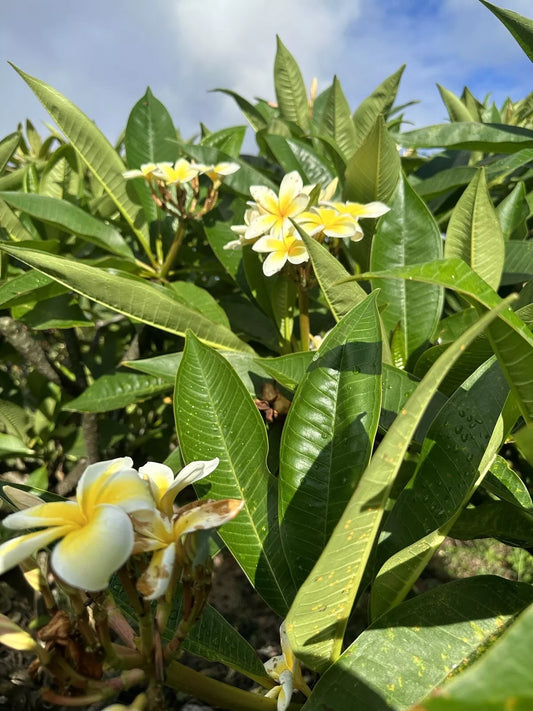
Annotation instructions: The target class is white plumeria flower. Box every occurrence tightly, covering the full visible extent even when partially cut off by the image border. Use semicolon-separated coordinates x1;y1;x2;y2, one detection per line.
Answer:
133;498;244;600
224;207;262;250
252;230;309;276
123;163;158;181
246;171;309;240
138;458;219;518
264;621;311;711
199;162;240;182
322;200;390;240
297;206;360;240
0;458;154;592
153;159;200;185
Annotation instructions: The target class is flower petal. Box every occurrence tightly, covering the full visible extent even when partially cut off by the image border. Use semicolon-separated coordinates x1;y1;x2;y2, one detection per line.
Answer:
77;458;133;506
278;171;304;209
159;459;219;515
249;186;278;212
252;234;284;254
173;499;244;538
0;613;39;652
137;544;176;600
51;504;134;591
77;458;154;517
138;462;174;508
0;527;71;576
245;213;277;240
262;251;288;276
277;670;294;711
2;501;84;530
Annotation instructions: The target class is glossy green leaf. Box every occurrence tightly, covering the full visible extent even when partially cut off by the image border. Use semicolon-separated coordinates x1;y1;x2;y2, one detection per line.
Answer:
38;145;82;201
484;454;533;510
285;297;513;671
437;84;476;122
372;357;509;618
496;181;529;241
255;351;314;392
0;400;30;440
444;169;504;290
0;243;254;353
411;166;476;200
352;65;405;151
11;64;151;259
263;135;335;187
303;577;533;711
371;174;444;362
0;271;63;308
319;76;357;161
354;258;533;422
449;500;533;546
435;308;480;344
397;122;533;152
65;373;171;413
0;133;20;173
279;293;382;586
125;87;176;167
125;351;270;396
0;433;34;458
273;36;310;133
480;0;533;62
0;192;134;259
345;114;401;204
174;332;295;615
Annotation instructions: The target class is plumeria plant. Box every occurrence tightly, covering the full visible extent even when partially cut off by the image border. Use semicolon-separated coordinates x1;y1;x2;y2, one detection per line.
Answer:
1;2;533;710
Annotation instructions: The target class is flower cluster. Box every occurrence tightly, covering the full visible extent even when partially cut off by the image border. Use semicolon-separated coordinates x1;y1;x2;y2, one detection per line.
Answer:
0;457;242;597
225;170;390;276
123;159;239;187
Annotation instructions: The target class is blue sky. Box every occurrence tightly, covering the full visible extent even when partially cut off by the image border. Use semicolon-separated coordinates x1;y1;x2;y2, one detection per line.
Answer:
1;0;531;149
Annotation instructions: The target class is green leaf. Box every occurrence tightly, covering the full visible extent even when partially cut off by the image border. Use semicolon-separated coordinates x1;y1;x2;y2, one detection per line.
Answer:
212;89;268;133
411;166;477;201
480;0;533;62
354;259;533;422
38;145;82;201
125;351;270;396
262;135;335;186
496;181;529;241
484;454;533;510
11;64;151;259
0;133;20;173
167;281;230;328
255;352;314;392
0;199;35;241
0;271;64;308
345;114;401;204
0;433;34;458
14;293;91;330
201;126;247;157
372;357;510;618
371;174;444;363
174;332;295;615
0;399;30;440
125;87;176;167
0;192;134;259
397;122;533;153
501;240;533;285
319;76;357;161
437;84;476;122
449;500;533;546
273;36;310;133
65;373;171;413
0;244;254;353
444;169;505;290
285;295;515;671
279;293;382;586
352;66;405;151
299;230;367;320
303;577;533;711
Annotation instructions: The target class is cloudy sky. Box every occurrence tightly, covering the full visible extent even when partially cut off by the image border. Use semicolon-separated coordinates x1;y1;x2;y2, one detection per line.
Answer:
1;0;531;150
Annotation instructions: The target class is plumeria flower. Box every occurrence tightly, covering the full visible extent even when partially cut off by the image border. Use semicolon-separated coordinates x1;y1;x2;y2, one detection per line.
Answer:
0;458;154;592
264;622;311;711
198;162;240;183
224;207;262;250
323;200;390;241
245;171;310;240
138;458;219;518
133;498;244;600
252;229;309;277
297;206;360;240
153;159;200;185
123;163;158;181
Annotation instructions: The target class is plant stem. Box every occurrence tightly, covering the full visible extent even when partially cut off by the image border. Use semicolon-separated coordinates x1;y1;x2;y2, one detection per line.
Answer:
159;219;186;279
166;661;303;711
298;283;310;352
